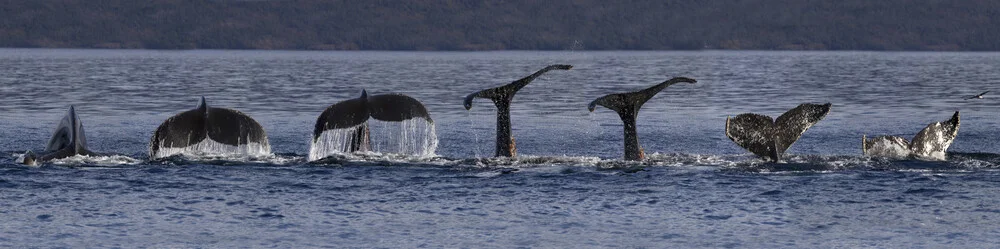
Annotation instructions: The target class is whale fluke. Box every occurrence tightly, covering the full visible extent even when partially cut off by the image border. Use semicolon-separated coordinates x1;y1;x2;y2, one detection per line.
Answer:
725;103;832;162
588;77;698;160
463;64;572;157
21;106;102;165
864;111;960;160
312;90;433;155
149;97;270;159
314;90;433;141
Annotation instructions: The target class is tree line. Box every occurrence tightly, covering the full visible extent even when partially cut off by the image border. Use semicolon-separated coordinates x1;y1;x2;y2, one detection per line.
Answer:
1;0;998;51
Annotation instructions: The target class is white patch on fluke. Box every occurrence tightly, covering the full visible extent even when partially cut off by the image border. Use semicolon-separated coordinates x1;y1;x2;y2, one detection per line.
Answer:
309;119;438;161
152;138;271;159
910;123;954;161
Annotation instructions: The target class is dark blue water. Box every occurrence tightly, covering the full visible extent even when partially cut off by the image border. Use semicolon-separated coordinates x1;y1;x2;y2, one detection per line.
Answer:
1;49;999;247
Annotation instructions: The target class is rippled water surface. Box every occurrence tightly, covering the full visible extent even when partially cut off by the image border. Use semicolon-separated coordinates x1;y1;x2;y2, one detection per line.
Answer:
1;49;998;247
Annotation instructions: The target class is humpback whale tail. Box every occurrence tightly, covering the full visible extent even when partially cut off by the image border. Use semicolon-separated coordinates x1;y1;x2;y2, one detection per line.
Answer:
21;106;100;165
310;90;434;161
588;77;698;160
725;103;832;162
149;97;270;159
463;64;572;157
863;111;960;160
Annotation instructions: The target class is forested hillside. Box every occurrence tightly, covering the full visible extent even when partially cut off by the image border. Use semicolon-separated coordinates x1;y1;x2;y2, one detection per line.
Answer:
1;0;998;50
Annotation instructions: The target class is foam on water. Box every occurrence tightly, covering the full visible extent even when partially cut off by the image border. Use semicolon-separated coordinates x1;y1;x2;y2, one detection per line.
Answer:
12;152;34;166
48;154;142;166
153;153;303;166
301;152;1000;172
308;119;438;161
8;149;1000;172
151;138;271;159
12;152;142;167
457;155;604;168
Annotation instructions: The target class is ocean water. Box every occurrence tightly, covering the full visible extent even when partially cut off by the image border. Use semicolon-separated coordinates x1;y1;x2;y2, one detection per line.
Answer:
0;49;998;247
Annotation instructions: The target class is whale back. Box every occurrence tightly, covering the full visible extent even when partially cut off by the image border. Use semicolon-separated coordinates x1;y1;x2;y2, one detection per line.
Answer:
909;111;960;160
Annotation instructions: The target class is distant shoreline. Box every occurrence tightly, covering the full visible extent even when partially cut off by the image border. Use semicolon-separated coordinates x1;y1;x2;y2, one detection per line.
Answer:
5;1;998;52
1;47;998;53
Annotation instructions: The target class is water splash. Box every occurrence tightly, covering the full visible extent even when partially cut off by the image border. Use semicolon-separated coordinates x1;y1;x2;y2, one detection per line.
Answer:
49;154;143;166
11;152;142;167
308;119;438;161
151;138;271;159
13;152;37;167
153;153;302;166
